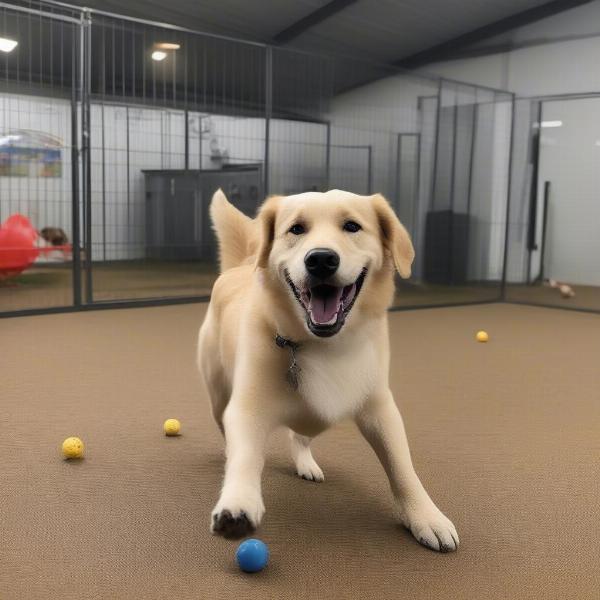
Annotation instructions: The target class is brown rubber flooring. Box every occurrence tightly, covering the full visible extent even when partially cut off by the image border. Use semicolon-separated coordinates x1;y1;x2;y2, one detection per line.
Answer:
2;303;600;599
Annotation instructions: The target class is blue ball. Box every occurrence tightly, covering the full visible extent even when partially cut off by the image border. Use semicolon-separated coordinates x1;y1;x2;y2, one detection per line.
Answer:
235;538;269;573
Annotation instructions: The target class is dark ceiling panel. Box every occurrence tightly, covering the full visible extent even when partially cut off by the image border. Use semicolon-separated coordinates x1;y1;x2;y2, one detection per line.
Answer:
1;0;587;114
286;0;556;62
65;0;329;42
272;0;360;44
395;0;595;68
62;0;577;66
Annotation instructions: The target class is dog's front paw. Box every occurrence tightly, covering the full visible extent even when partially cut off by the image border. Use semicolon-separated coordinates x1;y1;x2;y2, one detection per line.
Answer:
210;493;265;539
403;503;459;553
296;456;325;482
211;509;255;539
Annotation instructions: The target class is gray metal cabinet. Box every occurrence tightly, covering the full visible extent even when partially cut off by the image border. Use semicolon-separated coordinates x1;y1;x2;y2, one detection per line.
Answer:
144;164;262;261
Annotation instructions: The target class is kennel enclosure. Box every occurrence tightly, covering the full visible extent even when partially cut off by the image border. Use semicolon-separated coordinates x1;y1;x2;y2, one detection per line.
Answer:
3;0;591;317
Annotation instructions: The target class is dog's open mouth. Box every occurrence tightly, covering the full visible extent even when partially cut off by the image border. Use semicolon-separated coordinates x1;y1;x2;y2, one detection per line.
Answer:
285;268;367;337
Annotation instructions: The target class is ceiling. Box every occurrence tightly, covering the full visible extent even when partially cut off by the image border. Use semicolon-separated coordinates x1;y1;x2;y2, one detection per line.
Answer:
64;0;571;66
0;0;588;120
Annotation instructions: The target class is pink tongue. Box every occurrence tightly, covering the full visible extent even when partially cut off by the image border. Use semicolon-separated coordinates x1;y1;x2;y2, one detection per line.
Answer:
309;287;343;324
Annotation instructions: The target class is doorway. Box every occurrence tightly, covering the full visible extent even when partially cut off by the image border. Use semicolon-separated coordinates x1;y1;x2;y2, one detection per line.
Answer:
533;98;600;290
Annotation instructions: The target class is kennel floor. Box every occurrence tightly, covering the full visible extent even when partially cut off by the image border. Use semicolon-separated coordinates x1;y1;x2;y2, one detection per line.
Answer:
2;303;599;599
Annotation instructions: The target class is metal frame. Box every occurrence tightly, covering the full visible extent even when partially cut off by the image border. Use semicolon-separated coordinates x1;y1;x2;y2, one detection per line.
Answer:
366;145;373;194
526;101;543;283
465;102;478;220
0;294;211;320
0;1;80;23
264;46;273;196
70;12;82;308
535;180;551;283
504;299;600;315
2;1;599;319
500;94;517;300
395;132;421;235
82;9;93;304
325;122;332;189
429;79;442;212
389;298;499;313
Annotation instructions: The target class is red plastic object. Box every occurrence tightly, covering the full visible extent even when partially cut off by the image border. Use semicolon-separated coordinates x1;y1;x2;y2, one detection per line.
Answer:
0;214;71;279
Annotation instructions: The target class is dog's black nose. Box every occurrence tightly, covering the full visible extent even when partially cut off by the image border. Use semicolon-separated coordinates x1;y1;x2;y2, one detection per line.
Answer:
304;248;340;279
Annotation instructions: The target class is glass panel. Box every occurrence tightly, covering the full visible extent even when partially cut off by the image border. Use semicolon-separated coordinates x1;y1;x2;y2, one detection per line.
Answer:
506;97;600;311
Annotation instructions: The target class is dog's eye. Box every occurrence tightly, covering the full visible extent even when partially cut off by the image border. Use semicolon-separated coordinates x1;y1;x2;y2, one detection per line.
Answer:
289;224;305;235
343;221;361;233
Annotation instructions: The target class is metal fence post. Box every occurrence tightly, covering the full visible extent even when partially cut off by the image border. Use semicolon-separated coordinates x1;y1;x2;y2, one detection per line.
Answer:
500;93;517;300
71;15;82;308
81;9;93;304
264;46;273;197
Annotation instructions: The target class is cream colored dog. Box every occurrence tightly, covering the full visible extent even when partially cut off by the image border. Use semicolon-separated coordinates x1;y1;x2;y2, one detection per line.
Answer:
197;188;459;552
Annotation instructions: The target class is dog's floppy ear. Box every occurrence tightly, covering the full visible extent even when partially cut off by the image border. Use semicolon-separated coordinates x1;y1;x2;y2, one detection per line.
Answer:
255;195;281;269
371;193;415;279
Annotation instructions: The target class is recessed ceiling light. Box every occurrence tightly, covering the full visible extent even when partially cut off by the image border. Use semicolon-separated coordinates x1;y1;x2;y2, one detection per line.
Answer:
154;42;180;51
151;50;167;61
0;37;18;53
541;120;562;128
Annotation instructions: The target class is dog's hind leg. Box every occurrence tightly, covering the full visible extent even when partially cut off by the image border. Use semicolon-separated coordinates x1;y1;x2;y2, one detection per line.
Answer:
197;319;229;436
289;430;324;482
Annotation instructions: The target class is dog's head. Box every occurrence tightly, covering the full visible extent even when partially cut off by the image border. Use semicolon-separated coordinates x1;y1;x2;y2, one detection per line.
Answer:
256;190;414;338
39;227;69;246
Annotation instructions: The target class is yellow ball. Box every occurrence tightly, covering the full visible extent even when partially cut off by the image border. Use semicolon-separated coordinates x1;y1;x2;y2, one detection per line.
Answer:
163;418;181;436
62;437;84;459
476;330;489;343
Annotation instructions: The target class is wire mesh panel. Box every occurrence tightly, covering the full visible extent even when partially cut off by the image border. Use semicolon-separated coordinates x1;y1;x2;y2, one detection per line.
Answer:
88;15;267;301
395;133;420;238
422;81;512;304
268;48;331;196
328;144;371;194
0;1;516;315
0;2;79;313
268;118;328;195
326;60;515;307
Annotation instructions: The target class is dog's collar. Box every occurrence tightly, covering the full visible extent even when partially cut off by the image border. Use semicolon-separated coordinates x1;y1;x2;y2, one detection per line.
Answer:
275;333;299;351
275;334;301;389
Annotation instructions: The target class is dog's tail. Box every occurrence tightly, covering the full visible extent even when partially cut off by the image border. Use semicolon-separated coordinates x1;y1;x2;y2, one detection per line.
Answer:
210;189;257;273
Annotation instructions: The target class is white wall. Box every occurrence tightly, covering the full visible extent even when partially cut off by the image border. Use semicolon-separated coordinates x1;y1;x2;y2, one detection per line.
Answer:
535;98;600;286
422;1;600;284
421;1;600;97
327;74;511;281
328;74;437;198
2;92;327;262
327;75;438;278
0;93;72;243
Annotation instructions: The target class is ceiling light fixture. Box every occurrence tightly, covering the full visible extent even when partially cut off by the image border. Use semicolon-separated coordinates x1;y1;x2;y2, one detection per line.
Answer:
154;42;180;51
540;120;562;128
0;37;18;53
151;50;167;61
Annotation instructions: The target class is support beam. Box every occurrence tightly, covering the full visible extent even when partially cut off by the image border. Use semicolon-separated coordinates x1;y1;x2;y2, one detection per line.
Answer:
395;0;594;69
272;0;359;45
